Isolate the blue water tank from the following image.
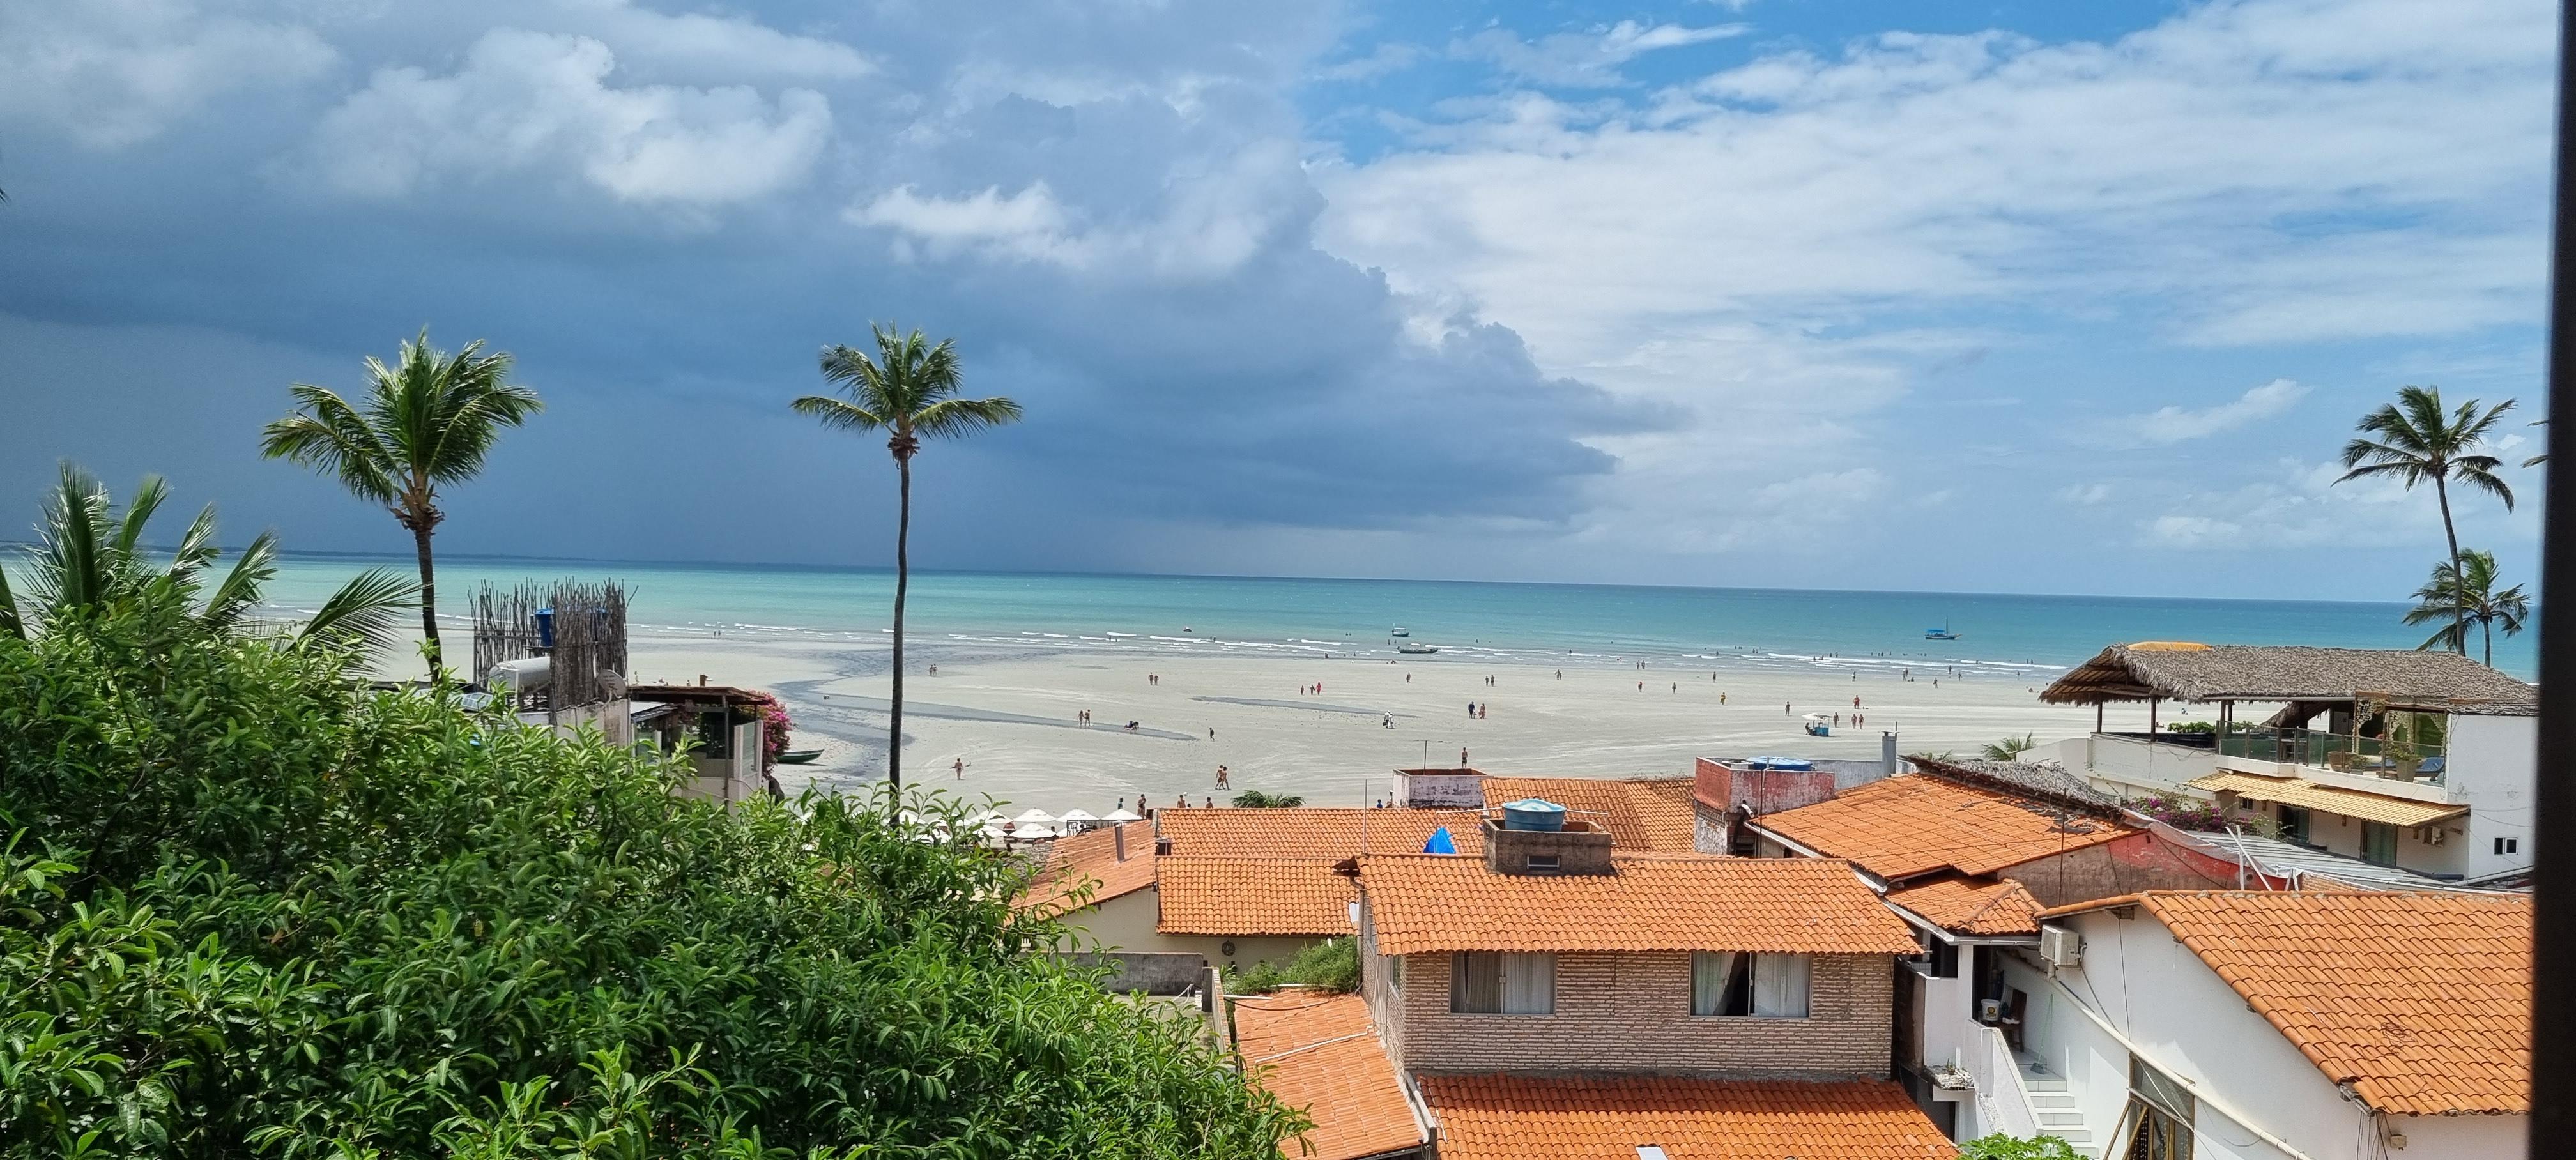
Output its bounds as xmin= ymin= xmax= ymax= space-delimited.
xmin=1500 ymin=798 xmax=1567 ymax=832
xmin=534 ymin=607 xmax=557 ymax=648
xmin=1745 ymin=756 xmax=1814 ymax=772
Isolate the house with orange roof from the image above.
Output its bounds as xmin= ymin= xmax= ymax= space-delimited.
xmin=2006 ymin=890 xmax=2529 ymax=1160
xmin=1234 ymin=993 xmax=1428 ymax=1160
xmin=1251 ymin=807 xmax=1958 ymax=1159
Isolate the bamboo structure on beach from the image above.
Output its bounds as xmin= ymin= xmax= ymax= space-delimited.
xmin=471 ymin=580 xmax=630 ymax=710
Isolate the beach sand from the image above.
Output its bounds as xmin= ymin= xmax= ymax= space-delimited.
xmin=620 ymin=632 xmax=2110 ymax=813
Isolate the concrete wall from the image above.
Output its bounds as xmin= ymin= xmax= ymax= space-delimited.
xmin=2007 ymin=908 xmax=2527 ymax=1160
xmin=2448 ymin=714 xmax=2535 ymax=878
xmin=2059 ymin=733 xmax=2220 ymax=797
xmin=1066 ymin=951 xmax=1208 ymax=995
xmin=1390 ymin=949 xmax=1893 ymax=1078
xmin=1696 ymin=757 xmax=1837 ymax=816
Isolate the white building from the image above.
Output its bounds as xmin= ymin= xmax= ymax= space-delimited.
xmin=2029 ymin=643 xmax=2535 ymax=883
xmin=1961 ymin=890 xmax=2528 ymax=1160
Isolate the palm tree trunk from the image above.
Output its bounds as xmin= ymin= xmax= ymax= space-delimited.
xmin=411 ymin=522 xmax=441 ymax=680
xmin=2482 ymin=616 xmax=2493 ymax=666
xmin=2434 ymin=475 xmax=2465 ymax=655
xmin=889 ymin=454 xmax=910 ymax=805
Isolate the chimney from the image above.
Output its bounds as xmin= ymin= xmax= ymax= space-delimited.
xmin=1113 ymin=822 xmax=1128 ymax=862
xmin=1154 ymin=835 xmax=1173 ymax=856
xmin=1882 ymin=730 xmax=1899 ymax=775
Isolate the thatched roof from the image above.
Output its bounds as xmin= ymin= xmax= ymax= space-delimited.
xmin=2039 ymin=643 xmax=2535 ymax=714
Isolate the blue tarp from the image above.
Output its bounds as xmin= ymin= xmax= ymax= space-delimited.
xmin=1422 ymin=826 xmax=1457 ymax=855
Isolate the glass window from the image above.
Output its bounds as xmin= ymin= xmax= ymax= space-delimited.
xmin=1453 ymin=952 xmax=1553 ymax=1014
xmin=1693 ymin=952 xmax=1807 ymax=1016
xmin=2276 ymin=805 xmax=2309 ymax=844
xmin=2124 ymin=1058 xmax=2195 ymax=1160
xmin=2362 ymin=821 xmax=2398 ymax=866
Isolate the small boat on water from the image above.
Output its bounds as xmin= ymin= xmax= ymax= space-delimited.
xmin=1802 ymin=714 xmax=1833 ymax=738
xmin=1391 ymin=627 xmax=1410 ymax=637
xmin=777 ymin=749 xmax=823 ymax=765
xmin=1397 ymin=642 xmax=1438 ymax=655
xmin=1924 ymin=620 xmax=1959 ymax=641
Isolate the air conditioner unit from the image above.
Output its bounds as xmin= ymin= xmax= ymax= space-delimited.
xmin=2039 ymin=926 xmax=2084 ymax=969
xmin=1977 ymin=998 xmax=2003 ymax=1023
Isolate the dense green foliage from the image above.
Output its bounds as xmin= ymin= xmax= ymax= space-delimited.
xmin=1223 ymin=940 xmax=1358 ymax=996
xmin=1224 ymin=792 xmax=1303 ymax=809
xmin=0 ymin=596 xmax=1297 ymax=1157
xmin=1957 ymin=1133 xmax=2083 ymax=1160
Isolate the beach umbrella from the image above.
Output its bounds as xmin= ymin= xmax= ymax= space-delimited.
xmin=1015 ymin=809 xmax=1057 ymax=827
xmin=1016 ymin=824 xmax=1060 ymax=840
xmin=1101 ymin=807 xmax=1144 ymax=822
xmin=1059 ymin=808 xmax=1098 ymax=822
xmin=972 ymin=810 xmax=1010 ymax=825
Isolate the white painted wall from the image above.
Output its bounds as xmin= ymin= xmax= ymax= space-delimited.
xmin=2448 ymin=714 xmax=2534 ymax=878
xmin=2057 ymin=733 xmax=2218 ymax=797
xmin=2008 ymin=910 xmax=2526 ymax=1160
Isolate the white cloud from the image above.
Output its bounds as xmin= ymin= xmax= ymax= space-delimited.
xmin=1453 ymin=21 xmax=1749 ymax=88
xmin=298 ymin=29 xmax=831 ymax=205
xmin=2122 ymin=378 xmax=2310 ymax=445
xmin=2059 ymin=483 xmax=2113 ymax=505
xmin=548 ymin=0 xmax=871 ymax=83
xmin=1308 ymin=42 xmax=1424 ymax=84
xmin=0 ymin=0 xmax=336 ymax=148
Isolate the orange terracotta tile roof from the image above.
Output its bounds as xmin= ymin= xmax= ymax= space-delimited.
xmin=2046 ymin=891 xmax=2529 ymax=1115
xmin=1157 ymin=807 xmax=1486 ymax=859
xmin=1235 ymin=993 xmax=1423 ymax=1160
xmin=1158 ymin=857 xmax=1358 ymax=936
xmin=1882 ymin=874 xmax=2042 ymax=936
xmin=1360 ymin=853 xmax=1917 ymax=955
xmin=1418 ymin=1074 xmax=1955 ymax=1160
xmin=1480 ymin=775 xmax=1699 ymax=851
xmin=1014 ymin=822 xmax=1158 ymax=914
xmin=1754 ymin=775 xmax=2129 ymax=881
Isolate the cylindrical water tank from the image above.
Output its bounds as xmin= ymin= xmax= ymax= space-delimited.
xmin=1499 ymin=798 xmax=1567 ymax=832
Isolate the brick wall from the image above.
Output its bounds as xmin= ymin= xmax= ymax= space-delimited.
xmin=1392 ymin=949 xmax=1893 ymax=1078
xmin=1695 ymin=756 xmax=1839 ymax=816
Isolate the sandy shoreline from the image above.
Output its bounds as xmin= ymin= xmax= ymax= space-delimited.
xmin=620 ymin=631 xmax=2111 ymax=812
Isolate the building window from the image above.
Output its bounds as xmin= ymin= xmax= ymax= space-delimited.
xmin=2496 ymin=837 xmax=2520 ymax=856
xmin=1452 ymin=952 xmax=1554 ymax=1014
xmin=1526 ymin=854 xmax=1561 ymax=874
xmin=2276 ymin=804 xmax=2309 ymax=844
xmin=2122 ymin=1058 xmax=2195 ymax=1160
xmin=2361 ymin=821 xmax=2398 ymax=866
xmin=1390 ymin=954 xmax=1403 ymax=993
xmin=1691 ymin=952 xmax=1810 ymax=1017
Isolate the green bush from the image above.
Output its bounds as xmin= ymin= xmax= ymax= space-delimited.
xmin=1958 ymin=1133 xmax=2083 ymax=1160
xmin=1225 ymin=938 xmax=1360 ymax=995
xmin=0 ymin=602 xmax=1300 ymax=1157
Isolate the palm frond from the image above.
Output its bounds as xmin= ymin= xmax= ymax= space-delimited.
xmin=2451 ymin=462 xmax=2515 ymax=510
xmin=263 ymin=385 xmax=401 ymax=505
xmin=0 ymin=546 xmax=21 ymax=642
xmin=299 ymin=567 xmax=420 ymax=658
xmin=39 ymin=463 xmax=110 ymax=613
xmin=111 ymin=475 xmax=171 ymax=577
xmin=199 ymin=531 xmax=279 ymax=632
xmin=912 ymin=395 xmax=1025 ymax=439
xmin=791 ymin=394 xmax=888 ymax=433
xmin=164 ymin=502 xmax=224 ymax=591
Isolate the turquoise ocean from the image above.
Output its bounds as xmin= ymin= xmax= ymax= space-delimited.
xmin=256 ymin=554 xmax=2537 ymax=681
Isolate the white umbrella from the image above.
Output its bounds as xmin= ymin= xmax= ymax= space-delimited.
xmin=1101 ymin=807 xmax=1144 ymax=822
xmin=973 ymin=810 xmax=1010 ymax=825
xmin=1059 ymin=808 xmax=1098 ymax=822
xmin=1015 ymin=808 xmax=1058 ymax=827
xmin=1016 ymin=824 xmax=1060 ymax=840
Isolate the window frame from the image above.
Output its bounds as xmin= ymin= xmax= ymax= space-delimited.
xmin=1691 ymin=951 xmax=1812 ymax=1018
xmin=1451 ymin=951 xmax=1554 ymax=1015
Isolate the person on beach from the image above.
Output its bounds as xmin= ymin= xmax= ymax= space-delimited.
xmin=1854 ymin=696 xmax=1861 ymax=708
xmin=1460 ymin=747 xmax=1469 ymax=766
xmin=1720 ymin=692 xmax=1727 ymax=704
xmin=953 ymin=757 xmax=965 ymax=779
xmin=1215 ymin=765 xmax=1229 ymax=788
xmin=1784 ymin=703 xmax=1791 ymax=714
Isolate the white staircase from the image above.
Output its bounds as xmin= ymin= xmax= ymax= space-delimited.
xmin=2016 ymin=1056 xmax=2099 ymax=1159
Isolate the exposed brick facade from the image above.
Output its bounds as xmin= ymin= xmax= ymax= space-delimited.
xmin=1368 ymin=942 xmax=1893 ymax=1078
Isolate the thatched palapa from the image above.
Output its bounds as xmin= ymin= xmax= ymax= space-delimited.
xmin=2039 ymin=643 xmax=2534 ymax=715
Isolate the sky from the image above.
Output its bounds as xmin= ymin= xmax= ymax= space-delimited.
xmin=0 ymin=0 xmax=2554 ymax=600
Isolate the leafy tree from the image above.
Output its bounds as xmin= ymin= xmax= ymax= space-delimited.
xmin=0 ymin=463 xmax=413 ymax=658
xmin=260 ymin=331 xmax=543 ymax=680
xmin=1229 ymin=790 xmax=1305 ymax=808
xmin=1981 ymin=733 xmax=2037 ymax=761
xmin=1958 ymin=1134 xmax=2084 ymax=1160
xmin=2336 ymin=385 xmax=2516 ymax=653
xmin=792 ymin=326 xmax=1021 ymax=800
xmin=1226 ymin=939 xmax=1360 ymax=995
xmin=2404 ymin=548 xmax=2530 ymax=665
xmin=0 ymin=580 xmax=1295 ymax=1156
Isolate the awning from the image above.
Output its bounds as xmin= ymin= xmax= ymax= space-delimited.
xmin=2188 ymin=772 xmax=2467 ymax=828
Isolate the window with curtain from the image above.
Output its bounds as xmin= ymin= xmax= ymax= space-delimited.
xmin=1694 ymin=952 xmax=1809 ymax=1017
xmin=1452 ymin=952 xmax=1554 ymax=1014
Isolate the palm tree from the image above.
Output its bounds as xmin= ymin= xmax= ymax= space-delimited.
xmin=0 ymin=463 xmax=415 ymax=659
xmin=2403 ymin=549 xmax=2529 ymax=665
xmin=2336 ymin=386 xmax=2515 ymax=653
xmin=260 ymin=331 xmax=541 ymax=680
xmin=792 ymin=325 xmax=1022 ymax=798
xmin=1981 ymin=734 xmax=2036 ymax=761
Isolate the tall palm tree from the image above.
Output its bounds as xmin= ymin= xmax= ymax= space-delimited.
xmin=792 ymin=324 xmax=1022 ymax=798
xmin=2403 ymin=549 xmax=2529 ymax=666
xmin=2336 ymin=385 xmax=2515 ymax=653
xmin=0 ymin=463 xmax=415 ymax=659
xmin=260 ymin=331 xmax=541 ymax=680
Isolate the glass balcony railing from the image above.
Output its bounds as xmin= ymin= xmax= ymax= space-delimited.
xmin=2209 ymin=726 xmax=2446 ymax=784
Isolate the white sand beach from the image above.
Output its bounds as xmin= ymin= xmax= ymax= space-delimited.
xmin=620 ymin=631 xmax=2113 ymax=812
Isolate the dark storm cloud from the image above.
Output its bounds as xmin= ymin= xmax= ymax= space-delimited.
xmin=0 ymin=0 xmax=1655 ymax=567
